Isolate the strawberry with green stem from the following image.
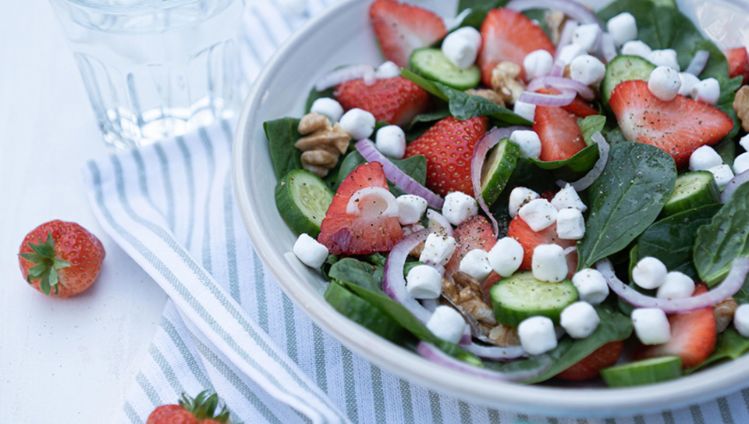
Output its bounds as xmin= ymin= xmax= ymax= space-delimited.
xmin=18 ymin=220 xmax=105 ymax=298
xmin=147 ymin=390 xmax=232 ymax=424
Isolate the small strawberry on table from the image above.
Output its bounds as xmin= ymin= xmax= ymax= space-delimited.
xmin=17 ymin=219 xmax=105 ymax=298
xmin=147 ymin=390 xmax=231 ymax=424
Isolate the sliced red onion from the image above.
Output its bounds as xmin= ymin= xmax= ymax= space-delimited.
xmin=686 ymin=50 xmax=710 ymax=76
xmin=315 ymin=64 xmax=376 ymax=91
xmin=519 ymin=89 xmax=576 ymax=106
xmin=507 ymin=0 xmax=600 ymax=25
xmin=556 ymin=131 xmax=610 ymax=191
xmin=356 ymin=139 xmax=444 ymax=209
xmin=599 ymin=33 xmax=617 ymax=63
xmin=549 ymin=62 xmax=565 ymax=77
xmin=346 ymin=187 xmax=399 ymax=217
xmin=426 ymin=209 xmax=453 ymax=237
xmin=722 ymin=170 xmax=749 ymax=204
xmin=527 ymin=76 xmax=594 ymax=100
xmin=417 ymin=342 xmax=550 ymax=381
xmin=597 ymin=257 xmax=749 ymax=313
xmin=556 ymin=20 xmax=577 ymax=52
xmin=471 ymin=126 xmax=530 ymax=235
xmin=463 ymin=343 xmax=527 ymax=361
xmin=383 ymin=230 xmax=434 ymax=323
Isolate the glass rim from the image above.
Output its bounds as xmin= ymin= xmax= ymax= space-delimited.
xmin=52 ymin=0 xmax=207 ymax=15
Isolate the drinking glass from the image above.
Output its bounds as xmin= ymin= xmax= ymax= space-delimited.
xmin=50 ymin=0 xmax=248 ymax=148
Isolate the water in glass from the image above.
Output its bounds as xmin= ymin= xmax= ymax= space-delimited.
xmin=50 ymin=0 xmax=247 ymax=148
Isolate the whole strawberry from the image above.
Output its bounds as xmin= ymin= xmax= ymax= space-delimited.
xmin=18 ymin=220 xmax=105 ymax=298
xmin=405 ymin=116 xmax=489 ymax=196
xmin=147 ymin=391 xmax=231 ymax=424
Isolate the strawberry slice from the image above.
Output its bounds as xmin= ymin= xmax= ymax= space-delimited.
xmin=610 ymin=80 xmax=733 ymax=167
xmin=727 ymin=47 xmax=749 ymax=84
xmin=507 ymin=215 xmax=577 ymax=277
xmin=557 ymin=341 xmax=624 ymax=381
xmin=534 ymin=106 xmax=587 ymax=162
xmin=335 ymin=77 xmax=430 ymax=127
xmin=318 ymin=162 xmax=403 ymax=255
xmin=369 ymin=0 xmax=447 ymax=67
xmin=638 ymin=285 xmax=717 ymax=369
xmin=478 ymin=8 xmax=555 ymax=85
xmin=405 ymin=116 xmax=489 ymax=196
xmin=446 ymin=215 xmax=495 ymax=275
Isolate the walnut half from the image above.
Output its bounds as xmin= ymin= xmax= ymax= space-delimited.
xmin=715 ymin=297 xmax=738 ymax=333
xmin=734 ymin=86 xmax=749 ymax=132
xmin=490 ymin=61 xmax=525 ymax=105
xmin=295 ymin=113 xmax=351 ymax=177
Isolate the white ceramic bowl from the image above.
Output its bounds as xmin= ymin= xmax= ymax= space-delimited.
xmin=233 ymin=0 xmax=749 ymax=417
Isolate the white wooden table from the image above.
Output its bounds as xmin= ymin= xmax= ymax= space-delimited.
xmin=0 ymin=1 xmax=166 ymax=422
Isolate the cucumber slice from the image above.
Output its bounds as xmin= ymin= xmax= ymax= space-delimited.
xmin=602 ymin=55 xmax=656 ymax=103
xmin=481 ymin=139 xmax=521 ymax=206
xmin=662 ymin=171 xmax=720 ymax=216
xmin=275 ymin=169 xmax=334 ymax=237
xmin=409 ymin=48 xmax=481 ymax=90
xmin=324 ymin=282 xmax=406 ymax=342
xmin=490 ymin=272 xmax=578 ymax=326
xmin=601 ymin=356 xmax=682 ymax=387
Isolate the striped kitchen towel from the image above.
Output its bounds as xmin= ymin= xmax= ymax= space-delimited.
xmin=82 ymin=0 xmax=749 ymax=423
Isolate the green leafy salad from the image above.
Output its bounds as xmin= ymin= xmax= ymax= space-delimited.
xmin=262 ymin=0 xmax=749 ymax=386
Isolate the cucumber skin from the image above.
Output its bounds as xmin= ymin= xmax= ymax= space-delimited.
xmin=324 ymin=283 xmax=406 ymax=342
xmin=662 ymin=171 xmax=720 ymax=216
xmin=274 ymin=170 xmax=333 ymax=237
xmin=601 ymin=356 xmax=682 ymax=387
xmin=481 ymin=139 xmax=520 ymax=206
xmin=602 ymin=55 xmax=656 ymax=104
xmin=490 ymin=273 xmax=579 ymax=326
xmin=410 ymin=48 xmax=481 ymax=91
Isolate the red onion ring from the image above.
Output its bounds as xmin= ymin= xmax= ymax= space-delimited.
xmin=721 ymin=170 xmax=749 ymax=204
xmin=686 ymin=50 xmax=710 ymax=76
xmin=556 ymin=20 xmax=577 ymax=53
xmin=527 ymin=76 xmax=595 ymax=100
xmin=471 ymin=126 xmax=530 ymax=235
xmin=315 ymin=64 xmax=375 ymax=91
xmin=556 ymin=131 xmax=610 ymax=191
xmin=507 ymin=0 xmax=600 ymax=25
xmin=519 ymin=89 xmax=576 ymax=106
xmin=596 ymin=258 xmax=749 ymax=313
xmin=356 ymin=139 xmax=444 ymax=209
xmin=417 ymin=342 xmax=551 ymax=381
xmin=599 ymin=33 xmax=617 ymax=63
xmin=463 ymin=343 xmax=527 ymax=361
xmin=426 ymin=209 xmax=454 ymax=237
xmin=383 ymin=230 xmax=434 ymax=323
xmin=549 ymin=63 xmax=565 ymax=77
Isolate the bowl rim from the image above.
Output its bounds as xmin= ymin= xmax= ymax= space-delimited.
xmin=232 ymin=0 xmax=749 ymax=417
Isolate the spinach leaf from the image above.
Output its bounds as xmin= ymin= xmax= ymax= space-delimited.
xmin=486 ymin=307 xmax=632 ymax=383
xmin=401 ymin=69 xmax=448 ymax=100
xmin=264 ymin=118 xmax=302 ymax=179
xmin=598 ymin=0 xmax=742 ymax=138
xmin=409 ymin=109 xmax=450 ymax=129
xmin=694 ymin=183 xmax=749 ymax=286
xmin=304 ymin=87 xmax=335 ymax=113
xmin=435 ymin=82 xmax=532 ymax=125
xmin=335 ymin=151 xmax=427 ymax=194
xmin=325 ymin=282 xmax=407 ymax=342
xmin=531 ymin=115 xmax=606 ymax=174
xmin=577 ymin=142 xmax=677 ymax=269
xmin=328 ymin=258 xmax=384 ymax=292
xmin=635 ymin=204 xmax=722 ymax=279
xmin=455 ymin=0 xmax=506 ymax=29
xmin=716 ymin=137 xmax=737 ymax=165
xmin=687 ymin=329 xmax=749 ymax=373
xmin=340 ymin=280 xmax=479 ymax=362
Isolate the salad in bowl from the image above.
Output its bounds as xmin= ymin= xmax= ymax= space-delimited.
xmin=261 ymin=0 xmax=749 ymax=387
